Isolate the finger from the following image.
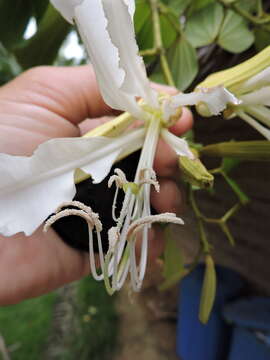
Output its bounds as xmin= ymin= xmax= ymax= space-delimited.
xmin=0 ymin=65 xmax=114 ymax=126
xmin=169 ymin=107 xmax=194 ymax=135
xmin=0 ymin=228 xmax=90 ymax=305
xmin=154 ymin=107 xmax=193 ymax=177
xmin=151 ymin=178 xmax=184 ymax=215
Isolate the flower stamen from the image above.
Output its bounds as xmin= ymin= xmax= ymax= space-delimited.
xmin=43 ymin=201 xmax=104 ymax=280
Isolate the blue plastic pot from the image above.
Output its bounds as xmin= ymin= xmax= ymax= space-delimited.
xmin=176 ymin=265 xmax=244 ymax=360
xmin=224 ymin=297 xmax=270 ymax=360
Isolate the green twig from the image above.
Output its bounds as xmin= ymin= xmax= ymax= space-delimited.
xmin=219 ymin=0 xmax=270 ymax=26
xmin=189 ymin=188 xmax=211 ymax=253
xmin=149 ymin=0 xmax=175 ymax=86
xmin=139 ymin=48 xmax=159 ymax=56
xmin=257 ymin=0 xmax=264 ymax=17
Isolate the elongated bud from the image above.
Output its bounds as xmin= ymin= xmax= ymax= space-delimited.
xmin=199 ymin=255 xmax=216 ymax=324
xmin=195 ymin=46 xmax=270 ymax=117
xmin=197 ymin=45 xmax=270 ymax=94
xmin=178 ymin=151 xmax=214 ymax=189
xmin=200 ymin=141 xmax=270 ymax=161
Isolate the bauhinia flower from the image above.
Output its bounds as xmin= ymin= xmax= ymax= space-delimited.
xmin=0 ymin=0 xmax=238 ymax=293
xmin=197 ymin=46 xmax=270 ymax=140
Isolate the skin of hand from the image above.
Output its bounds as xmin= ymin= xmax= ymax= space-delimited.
xmin=0 ymin=65 xmax=193 ymax=305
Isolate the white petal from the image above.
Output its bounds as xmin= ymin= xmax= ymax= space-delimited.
xmin=0 ymin=130 xmax=145 ymax=236
xmin=161 ymin=129 xmax=195 ymax=159
xmin=172 ymin=86 xmax=241 ymax=115
xmin=240 ymin=87 xmax=270 ymax=106
xmin=241 ymin=67 xmax=270 ymax=93
xmin=82 ymin=151 xmax=121 ymax=184
xmin=50 ymin=0 xmax=83 ymax=23
xmin=123 ymin=0 xmax=135 ymax=18
xmin=74 ymin=0 xmax=143 ymax=116
xmin=101 ymin=0 xmax=157 ymax=106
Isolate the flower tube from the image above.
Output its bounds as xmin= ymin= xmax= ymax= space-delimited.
xmin=197 ymin=46 xmax=270 ymax=140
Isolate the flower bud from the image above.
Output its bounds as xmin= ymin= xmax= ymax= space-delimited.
xmin=178 ymin=151 xmax=214 ymax=189
xmin=200 ymin=141 xmax=270 ymax=161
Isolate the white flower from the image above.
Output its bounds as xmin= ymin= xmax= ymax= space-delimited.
xmin=197 ymin=48 xmax=270 ymax=140
xmin=51 ymin=0 xmax=237 ymax=120
xmin=0 ymin=0 xmax=237 ymax=293
xmin=0 ymin=129 xmax=145 ymax=236
xmin=235 ymin=67 xmax=270 ymax=140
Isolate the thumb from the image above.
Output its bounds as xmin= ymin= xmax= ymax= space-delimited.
xmin=0 ymin=65 xmax=114 ymax=125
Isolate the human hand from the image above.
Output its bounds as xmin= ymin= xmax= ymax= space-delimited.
xmin=0 ymin=65 xmax=193 ymax=305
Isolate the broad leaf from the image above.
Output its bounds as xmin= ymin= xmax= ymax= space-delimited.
xmin=218 ymin=10 xmax=254 ymax=53
xmin=32 ymin=0 xmax=49 ymax=22
xmin=0 ymin=0 xmax=33 ymax=49
xmin=14 ymin=5 xmax=70 ymax=69
xmin=167 ymin=37 xmax=198 ymax=90
xmin=235 ymin=0 xmax=257 ymax=12
xmin=185 ymin=3 xmax=224 ymax=48
xmin=165 ymin=0 xmax=192 ymax=15
xmin=136 ymin=12 xmax=177 ymax=52
xmin=187 ymin=0 xmax=215 ymax=14
xmin=134 ymin=0 xmax=151 ymax=34
xmin=0 ymin=43 xmax=21 ymax=84
xmin=254 ymin=27 xmax=270 ymax=52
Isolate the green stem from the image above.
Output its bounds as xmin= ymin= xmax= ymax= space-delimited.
xmin=219 ymin=0 xmax=270 ymax=26
xmin=139 ymin=48 xmax=159 ymax=56
xmin=189 ymin=188 xmax=210 ymax=253
xmin=149 ymin=0 xmax=175 ymax=87
xmin=257 ymin=0 xmax=264 ymax=17
xmin=222 ymin=203 xmax=241 ymax=222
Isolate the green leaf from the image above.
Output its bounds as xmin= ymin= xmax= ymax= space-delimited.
xmin=159 ymin=227 xmax=185 ymax=291
xmin=166 ymin=0 xmax=192 ymax=15
xmin=134 ymin=0 xmax=151 ymax=34
xmin=235 ymin=0 xmax=257 ymax=12
xmin=14 ymin=5 xmax=70 ymax=69
xmin=217 ymin=10 xmax=255 ymax=53
xmin=185 ymin=3 xmax=224 ymax=48
xmin=188 ymin=0 xmax=215 ymax=14
xmin=0 ymin=0 xmax=33 ymax=49
xmin=161 ymin=14 xmax=178 ymax=49
xmin=199 ymin=255 xmax=216 ymax=324
xmin=149 ymin=70 xmax=166 ymax=84
xmin=136 ymin=13 xmax=177 ymax=51
xmin=254 ymin=26 xmax=270 ymax=52
xmin=32 ymin=0 xmax=49 ymax=22
xmin=0 ymin=42 xmax=22 ymax=85
xmin=167 ymin=37 xmax=198 ymax=90
xmin=136 ymin=13 xmax=153 ymax=52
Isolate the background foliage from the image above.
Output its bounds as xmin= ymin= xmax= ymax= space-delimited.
xmin=0 ymin=0 xmax=270 ymax=346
